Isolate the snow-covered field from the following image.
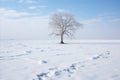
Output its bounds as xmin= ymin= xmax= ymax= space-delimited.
xmin=0 ymin=40 xmax=120 ymax=80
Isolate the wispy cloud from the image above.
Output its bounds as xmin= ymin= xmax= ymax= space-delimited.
xmin=0 ymin=8 xmax=32 ymax=19
xmin=18 ymin=0 xmax=25 ymax=3
xmin=28 ymin=5 xmax=47 ymax=10
xmin=81 ymin=14 xmax=120 ymax=25
xmin=57 ymin=9 xmax=70 ymax=13
xmin=81 ymin=18 xmax=101 ymax=25
xmin=18 ymin=0 xmax=37 ymax=3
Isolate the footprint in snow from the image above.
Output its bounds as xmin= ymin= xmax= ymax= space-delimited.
xmin=48 ymin=67 xmax=57 ymax=70
xmin=41 ymin=50 xmax=44 ymax=52
xmin=42 ymin=60 xmax=47 ymax=64
xmin=35 ymin=52 xmax=111 ymax=80
xmin=54 ymin=70 xmax=61 ymax=76
xmin=37 ymin=72 xmax=48 ymax=80
xmin=25 ymin=50 xmax=32 ymax=53
xmin=92 ymin=51 xmax=110 ymax=60
xmin=70 ymin=64 xmax=76 ymax=70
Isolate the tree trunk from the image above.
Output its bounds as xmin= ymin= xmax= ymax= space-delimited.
xmin=60 ymin=34 xmax=64 ymax=44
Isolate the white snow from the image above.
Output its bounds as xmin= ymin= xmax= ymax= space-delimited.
xmin=0 ymin=40 xmax=120 ymax=80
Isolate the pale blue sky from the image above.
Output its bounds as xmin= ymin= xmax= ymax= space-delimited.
xmin=0 ymin=0 xmax=120 ymax=40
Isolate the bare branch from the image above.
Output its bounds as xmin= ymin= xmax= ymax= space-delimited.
xmin=49 ymin=11 xmax=82 ymax=43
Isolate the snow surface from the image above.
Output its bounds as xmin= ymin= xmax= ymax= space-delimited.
xmin=0 ymin=40 xmax=120 ymax=80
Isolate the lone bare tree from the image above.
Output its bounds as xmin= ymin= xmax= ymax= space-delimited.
xmin=49 ymin=11 xmax=81 ymax=44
